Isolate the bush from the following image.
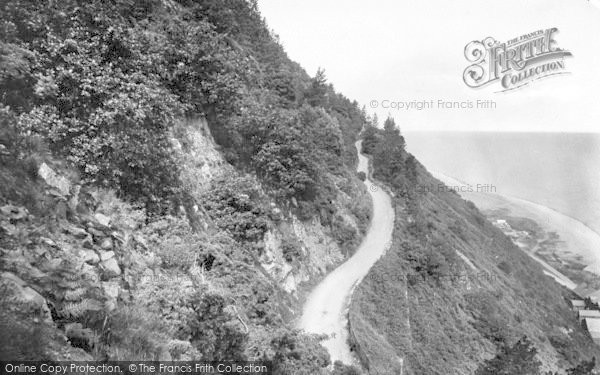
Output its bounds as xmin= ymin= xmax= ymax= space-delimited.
xmin=104 ymin=305 xmax=172 ymax=360
xmin=203 ymin=175 xmax=268 ymax=243
xmin=475 ymin=336 xmax=541 ymax=375
xmin=187 ymin=292 xmax=247 ymax=361
xmin=0 ymin=1 xmax=251 ymax=213
xmin=271 ymin=330 xmax=330 ymax=375
xmin=332 ymin=215 xmax=358 ymax=252
xmin=332 ymin=361 xmax=362 ymax=375
xmin=465 ymin=291 xmax=510 ymax=345
xmin=281 ymin=237 xmax=302 ymax=263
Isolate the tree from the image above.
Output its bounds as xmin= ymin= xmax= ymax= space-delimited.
xmin=271 ymin=330 xmax=330 ymax=375
xmin=361 ymin=124 xmax=378 ymax=155
xmin=405 ymin=154 xmax=418 ymax=186
xmin=188 ymin=293 xmax=248 ymax=361
xmin=372 ymin=117 xmax=405 ymax=180
xmin=371 ymin=113 xmax=379 ymax=128
xmin=383 ymin=116 xmax=399 ymax=136
xmin=475 ymin=336 xmax=542 ymax=375
xmin=306 ymin=68 xmax=328 ymax=107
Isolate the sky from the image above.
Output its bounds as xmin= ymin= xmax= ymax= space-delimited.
xmin=258 ymin=0 xmax=600 ymax=132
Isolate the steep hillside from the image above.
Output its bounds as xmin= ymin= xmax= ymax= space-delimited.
xmin=2 ymin=1 xmax=594 ymax=374
xmin=349 ymin=121 xmax=600 ymax=374
xmin=0 ymin=1 xmax=371 ymax=373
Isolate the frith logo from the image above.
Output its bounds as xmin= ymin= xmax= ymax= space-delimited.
xmin=463 ymin=28 xmax=572 ymax=92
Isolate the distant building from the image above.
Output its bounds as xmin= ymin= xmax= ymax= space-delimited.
xmin=493 ymin=219 xmax=510 ymax=231
xmin=578 ymin=310 xmax=600 ymax=323
xmin=571 ymin=299 xmax=586 ymax=312
xmin=584 ymin=318 xmax=600 ymax=345
xmin=587 ymin=290 xmax=600 ymax=304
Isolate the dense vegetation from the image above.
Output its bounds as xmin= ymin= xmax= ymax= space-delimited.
xmin=1 ymin=1 xmax=371 ymax=373
xmin=2 ymin=1 xmax=596 ymax=374
xmin=349 ymin=122 xmax=600 ymax=374
xmin=0 ymin=0 xmax=367 ymax=215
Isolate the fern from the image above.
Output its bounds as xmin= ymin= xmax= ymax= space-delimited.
xmin=57 ymin=279 xmax=84 ymax=290
xmin=60 ymin=298 xmax=103 ymax=318
xmin=63 ymin=288 xmax=87 ymax=302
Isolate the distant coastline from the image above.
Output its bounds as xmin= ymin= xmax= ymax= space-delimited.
xmin=432 ymin=170 xmax=600 ymax=298
xmin=405 ymin=131 xmax=600 ymax=235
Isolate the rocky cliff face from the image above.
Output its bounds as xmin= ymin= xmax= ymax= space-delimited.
xmin=0 ymin=117 xmax=369 ymax=361
xmin=172 ymin=118 xmax=366 ymax=292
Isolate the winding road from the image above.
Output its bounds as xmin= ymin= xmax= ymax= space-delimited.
xmin=298 ymin=140 xmax=395 ymax=364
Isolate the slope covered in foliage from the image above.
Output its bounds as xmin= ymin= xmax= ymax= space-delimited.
xmin=1 ymin=1 xmax=370 ymax=374
xmin=1 ymin=0 xmax=368 ymax=215
xmin=349 ymin=121 xmax=600 ymax=375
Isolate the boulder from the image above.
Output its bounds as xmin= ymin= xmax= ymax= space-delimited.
xmin=170 ymin=138 xmax=182 ymax=151
xmin=39 ymin=237 xmax=58 ymax=248
xmin=270 ymin=207 xmax=283 ymax=221
xmin=82 ymin=235 xmax=94 ymax=249
xmin=111 ymin=231 xmax=126 ymax=246
xmin=81 ymin=263 xmax=99 ymax=282
xmin=65 ymin=323 xmax=95 ymax=348
xmin=86 ymin=227 xmax=104 ymax=238
xmin=28 ymin=267 xmax=47 ymax=280
xmin=94 ymin=213 xmax=111 ymax=227
xmin=38 ymin=163 xmax=70 ymax=196
xmin=44 ymin=258 xmax=63 ymax=271
xmin=102 ymin=281 xmax=120 ymax=300
xmin=34 ymin=246 xmax=47 ymax=256
xmin=133 ymin=234 xmax=149 ymax=251
xmin=0 ymin=205 xmax=28 ymax=221
xmin=100 ymin=258 xmax=121 ymax=277
xmin=99 ymin=250 xmax=115 ymax=262
xmin=79 ymin=249 xmax=100 ymax=264
xmin=1 ymin=272 xmax=52 ymax=322
xmin=1 ymin=272 xmax=25 ymax=286
xmin=65 ymin=225 xmax=89 ymax=239
xmin=99 ymin=237 xmax=113 ymax=250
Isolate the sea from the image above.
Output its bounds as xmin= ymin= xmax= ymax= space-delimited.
xmin=404 ymin=131 xmax=600 ymax=237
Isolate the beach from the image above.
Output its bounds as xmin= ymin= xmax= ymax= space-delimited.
xmin=431 ymin=171 xmax=600 ymax=292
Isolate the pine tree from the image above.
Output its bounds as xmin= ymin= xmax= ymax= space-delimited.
xmin=361 ymin=124 xmax=378 ymax=155
xmin=306 ymin=68 xmax=328 ymax=107
xmin=372 ymin=116 xmax=405 ymax=179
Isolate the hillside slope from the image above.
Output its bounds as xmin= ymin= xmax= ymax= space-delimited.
xmin=1 ymin=1 xmax=371 ymax=373
xmin=349 ymin=122 xmax=600 ymax=374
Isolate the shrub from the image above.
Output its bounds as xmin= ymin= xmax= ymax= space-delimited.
xmin=187 ymin=292 xmax=247 ymax=361
xmin=332 ymin=215 xmax=358 ymax=252
xmin=475 ymin=336 xmax=541 ymax=375
xmin=271 ymin=330 xmax=330 ymax=375
xmin=332 ymin=361 xmax=363 ymax=375
xmin=465 ymin=291 xmax=510 ymax=344
xmin=103 ymin=305 xmax=172 ymax=360
xmin=281 ymin=237 xmax=302 ymax=263
xmin=203 ymin=175 xmax=268 ymax=243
